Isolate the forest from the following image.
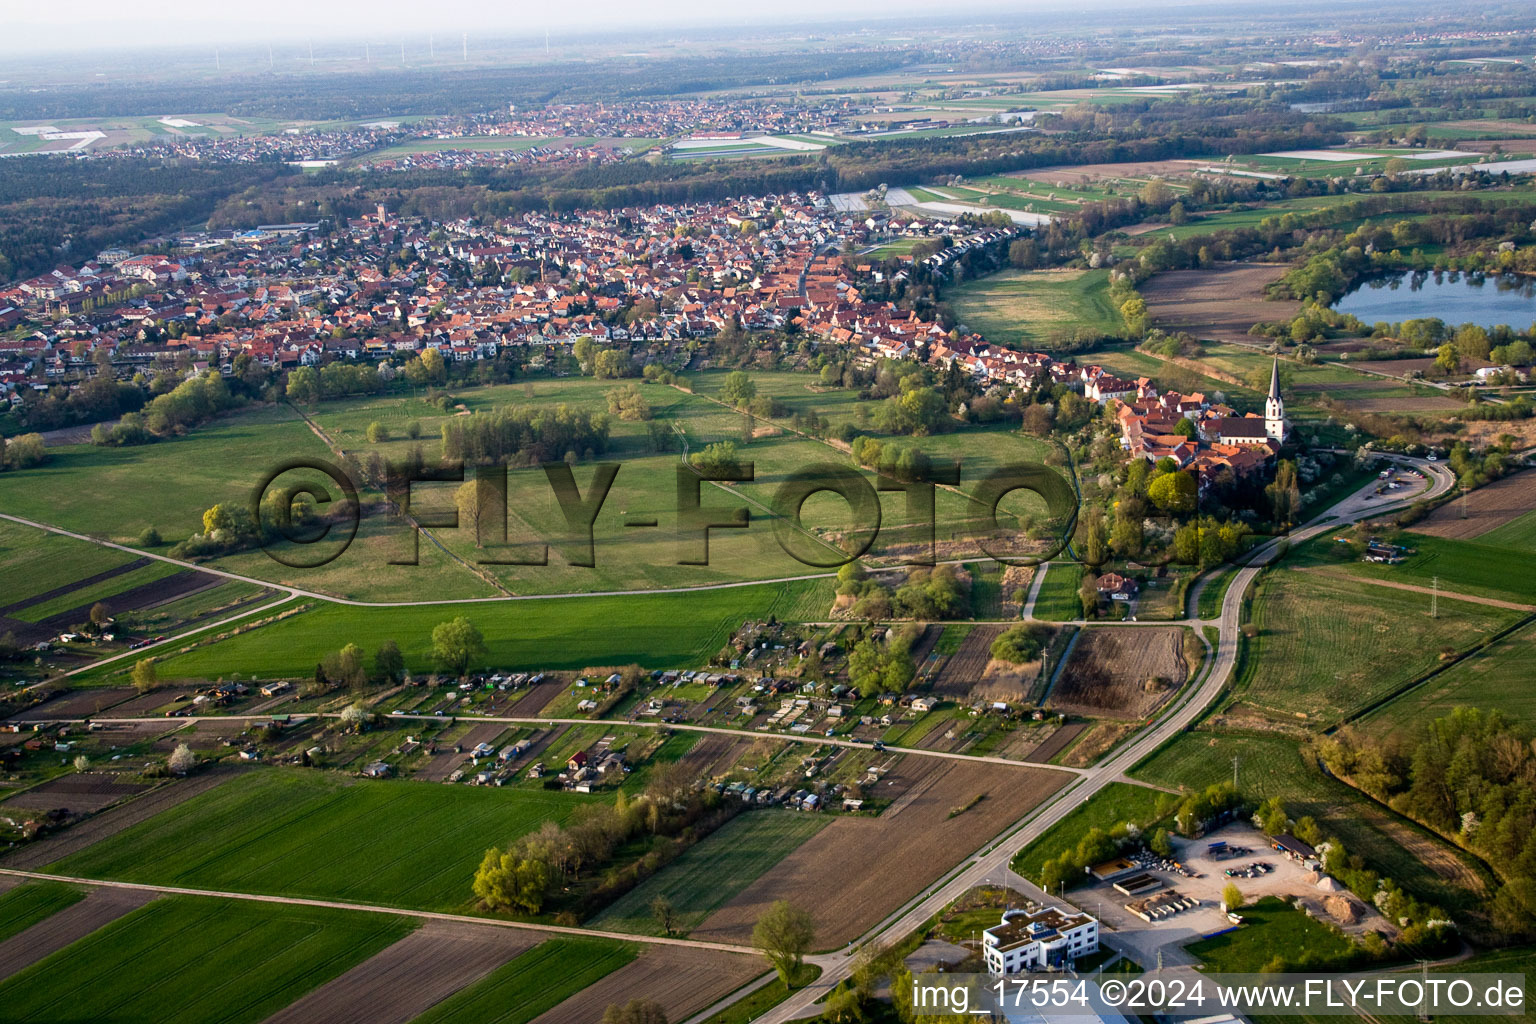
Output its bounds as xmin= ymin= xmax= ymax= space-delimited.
xmin=1319 ymin=709 xmax=1536 ymax=940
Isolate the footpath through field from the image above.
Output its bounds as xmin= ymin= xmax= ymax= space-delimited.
xmin=0 ymin=868 xmax=763 ymax=957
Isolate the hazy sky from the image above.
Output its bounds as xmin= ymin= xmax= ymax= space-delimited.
xmin=2 ymin=0 xmax=1137 ymax=56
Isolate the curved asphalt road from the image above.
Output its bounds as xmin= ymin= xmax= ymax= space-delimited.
xmin=744 ymin=455 xmax=1454 ymax=1024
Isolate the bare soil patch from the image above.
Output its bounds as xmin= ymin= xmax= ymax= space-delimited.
xmin=931 ymin=626 xmax=1003 ymax=697
xmin=1021 ymin=721 xmax=1087 ymax=762
xmin=34 ymin=570 xmax=225 ymax=633
xmin=0 ymin=558 xmax=149 ymax=616
xmin=681 ymin=733 xmax=751 ymax=778
xmin=99 ymin=690 xmax=180 ymax=717
xmin=2 ymin=773 xmax=150 ymax=814
xmin=515 ymin=678 xmax=568 ymax=715
xmin=908 ymin=624 xmax=942 ymax=666
xmin=1409 ymin=470 xmax=1536 ymax=540
xmin=0 ymin=886 xmax=158 ymax=981
xmin=1047 ymin=627 xmax=1187 ymax=720
xmin=691 ymin=757 xmax=1067 ymax=947
xmin=0 ymin=766 xmax=244 ymax=869
xmin=1350 ymin=356 xmax=1437 ymax=379
xmin=10 ymin=687 xmax=139 ymax=721
xmin=263 ymin=920 xmax=541 ymax=1024
xmin=530 ymin=946 xmax=762 ymax=1024
xmin=1140 ymin=264 xmax=1300 ymax=344
xmin=1344 ymin=396 xmax=1464 ymax=413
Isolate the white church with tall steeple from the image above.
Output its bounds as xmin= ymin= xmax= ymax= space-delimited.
xmin=1264 ymin=357 xmax=1288 ymax=442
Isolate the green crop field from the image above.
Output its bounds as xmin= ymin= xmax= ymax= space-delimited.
xmin=411 ymin=936 xmax=638 ymax=1024
xmin=99 ymin=578 xmax=835 ymax=684
xmin=1468 ymin=508 xmax=1536 ymax=554
xmin=590 ymin=811 xmax=828 ymax=935
xmin=1132 ymin=730 xmax=1489 ymax=913
xmin=0 ymin=881 xmax=85 ymax=943
xmin=49 ymin=769 xmax=599 ymax=911
xmin=950 ymin=268 xmax=1121 ymax=348
xmin=0 ymin=895 xmax=413 ymax=1024
xmin=1364 ymin=620 xmax=1536 ymax=731
xmin=1184 ymin=896 xmax=1355 ymax=972
xmin=0 ymin=518 xmax=138 ymax=608
xmin=1233 ymin=566 xmax=1518 ymax=723
xmin=13 ymin=559 xmax=182 ymax=622
xmin=1011 ymin=782 xmax=1168 ymax=882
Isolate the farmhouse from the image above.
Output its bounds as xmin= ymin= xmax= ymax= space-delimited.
xmin=1095 ymin=573 xmax=1139 ymax=601
xmin=981 ymin=906 xmax=1099 ymax=974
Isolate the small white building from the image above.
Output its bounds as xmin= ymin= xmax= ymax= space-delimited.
xmin=982 ymin=906 xmax=1098 ymax=974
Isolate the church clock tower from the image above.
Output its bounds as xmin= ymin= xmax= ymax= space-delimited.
xmin=1265 ymin=358 xmax=1288 ymax=442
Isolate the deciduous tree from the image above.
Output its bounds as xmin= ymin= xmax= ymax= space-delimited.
xmin=753 ymin=899 xmax=816 ymax=987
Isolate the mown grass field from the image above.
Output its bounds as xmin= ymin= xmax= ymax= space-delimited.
xmin=1031 ymin=562 xmax=1083 ymax=621
xmin=1010 ymin=782 xmax=1168 ymax=882
xmin=99 ymin=577 xmax=835 ymax=684
xmin=296 ymin=372 xmax=1047 ymax=595
xmin=1234 ymin=566 xmax=1518 ymax=723
xmin=1131 ymin=730 xmax=1490 ymax=914
xmin=1184 ymin=895 xmax=1355 ymax=971
xmin=590 ymin=811 xmax=828 ymax=935
xmin=2 ymin=373 xmax=1056 ymax=603
xmin=1288 ymin=531 xmax=1536 ymax=605
xmin=49 ymin=769 xmax=598 ymax=912
xmin=0 ymin=895 xmax=414 ymax=1024
xmin=0 ymin=404 xmax=332 ymax=545
xmin=949 ymin=268 xmax=1121 ymax=348
xmin=0 ymin=881 xmax=85 ymax=943
xmin=410 ymin=936 xmax=639 ymax=1024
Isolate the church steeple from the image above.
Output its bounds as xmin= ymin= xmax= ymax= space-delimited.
xmin=1265 ymin=358 xmax=1287 ymax=441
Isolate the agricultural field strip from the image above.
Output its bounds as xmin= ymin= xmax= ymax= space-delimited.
xmin=750 ymin=457 xmax=1457 ymax=1024
xmin=0 ymin=868 xmax=761 ymax=956
xmin=67 ymin=712 xmax=1089 ymax=776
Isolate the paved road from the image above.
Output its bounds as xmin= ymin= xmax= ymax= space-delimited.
xmin=70 ymin=711 xmax=1086 ymax=777
xmin=6 ymin=458 xmax=1456 ymax=1024
xmin=747 ymin=456 xmax=1455 ymax=1023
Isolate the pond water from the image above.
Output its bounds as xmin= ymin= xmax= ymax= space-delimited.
xmin=1334 ymin=271 xmax=1536 ymax=328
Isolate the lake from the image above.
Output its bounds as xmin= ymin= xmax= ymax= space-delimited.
xmin=1334 ymin=271 xmax=1536 ymax=328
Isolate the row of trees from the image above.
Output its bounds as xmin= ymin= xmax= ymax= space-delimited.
xmin=473 ymin=761 xmax=721 ymax=917
xmin=90 ymin=371 xmax=242 ymax=447
xmin=439 ymin=405 xmax=611 ymax=466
